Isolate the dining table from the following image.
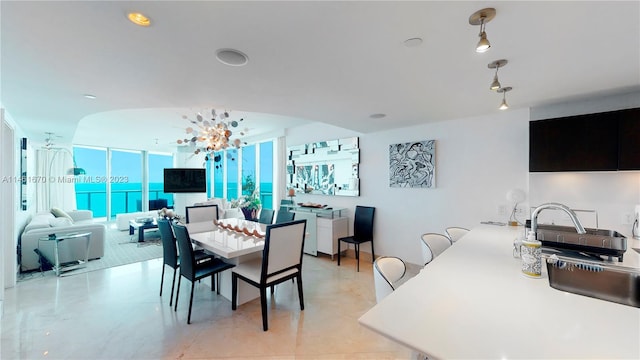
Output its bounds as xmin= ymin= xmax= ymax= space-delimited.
xmin=187 ymin=217 xmax=267 ymax=305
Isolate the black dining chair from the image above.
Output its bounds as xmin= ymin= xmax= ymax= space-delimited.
xmin=274 ymin=208 xmax=295 ymax=223
xmin=157 ymin=219 xmax=215 ymax=307
xmin=231 ymin=219 xmax=307 ymax=331
xmin=171 ymin=222 xmax=235 ymax=324
xmin=337 ymin=206 xmax=376 ymax=272
xmin=258 ymin=208 xmax=275 ymax=224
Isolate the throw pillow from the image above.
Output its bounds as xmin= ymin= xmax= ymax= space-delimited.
xmin=49 ymin=217 xmax=73 ymax=227
xmin=50 ymin=207 xmax=74 ymax=223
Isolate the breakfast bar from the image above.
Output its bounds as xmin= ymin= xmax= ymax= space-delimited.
xmin=358 ymin=225 xmax=640 ymax=359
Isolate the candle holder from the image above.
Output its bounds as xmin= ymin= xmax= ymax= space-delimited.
xmin=287 ymin=188 xmax=296 ymax=203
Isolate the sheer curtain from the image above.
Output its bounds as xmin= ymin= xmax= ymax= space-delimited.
xmin=34 ymin=148 xmax=78 ymax=212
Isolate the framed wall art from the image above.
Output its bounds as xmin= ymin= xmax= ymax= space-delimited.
xmin=389 ymin=139 xmax=435 ymax=188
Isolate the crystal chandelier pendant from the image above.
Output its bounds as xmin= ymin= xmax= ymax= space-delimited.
xmin=177 ymin=109 xmax=247 ymax=158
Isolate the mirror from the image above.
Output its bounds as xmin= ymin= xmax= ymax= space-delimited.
xmin=287 ymin=137 xmax=359 ymax=196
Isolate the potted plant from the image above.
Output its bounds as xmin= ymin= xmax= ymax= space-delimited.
xmin=230 ymin=175 xmax=261 ymax=221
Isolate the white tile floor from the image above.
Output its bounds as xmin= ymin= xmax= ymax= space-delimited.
xmin=2 ymin=254 xmax=414 ymax=359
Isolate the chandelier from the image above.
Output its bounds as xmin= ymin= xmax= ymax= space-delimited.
xmin=177 ymin=109 xmax=247 ymax=159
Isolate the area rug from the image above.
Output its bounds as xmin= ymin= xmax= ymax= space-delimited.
xmin=18 ymin=221 xmax=163 ymax=281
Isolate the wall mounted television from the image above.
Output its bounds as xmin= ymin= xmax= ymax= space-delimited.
xmin=163 ymin=168 xmax=207 ymax=193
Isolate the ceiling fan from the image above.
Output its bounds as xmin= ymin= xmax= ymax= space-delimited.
xmin=42 ymin=132 xmax=64 ymax=150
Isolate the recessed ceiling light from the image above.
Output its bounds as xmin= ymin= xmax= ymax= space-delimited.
xmin=83 ymin=94 xmax=96 ymax=99
xmin=369 ymin=113 xmax=386 ymax=119
xmin=127 ymin=12 xmax=151 ymax=27
xmin=215 ymin=48 xmax=249 ymax=66
xmin=403 ymin=38 xmax=423 ymax=47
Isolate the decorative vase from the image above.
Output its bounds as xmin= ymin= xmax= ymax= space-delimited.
xmin=241 ymin=207 xmax=258 ymax=221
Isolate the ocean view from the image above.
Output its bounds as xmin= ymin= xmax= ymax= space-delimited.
xmin=71 ymin=142 xmax=274 ymax=218
xmin=76 ymin=182 xmax=273 ymax=218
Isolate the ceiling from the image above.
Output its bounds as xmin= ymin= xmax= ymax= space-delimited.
xmin=2 ymin=1 xmax=639 ymax=152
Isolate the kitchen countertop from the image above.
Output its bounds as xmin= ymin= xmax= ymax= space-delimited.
xmin=358 ymin=224 xmax=640 ymax=359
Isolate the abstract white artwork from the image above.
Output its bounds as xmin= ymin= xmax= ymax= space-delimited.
xmin=389 ymin=140 xmax=435 ymax=188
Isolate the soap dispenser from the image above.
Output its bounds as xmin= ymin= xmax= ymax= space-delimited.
xmin=521 ymin=231 xmax=542 ymax=278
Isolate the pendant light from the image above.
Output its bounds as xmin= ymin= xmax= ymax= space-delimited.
xmin=497 ymin=87 xmax=512 ymax=110
xmin=469 ymin=8 xmax=496 ymax=53
xmin=488 ymin=59 xmax=508 ymax=91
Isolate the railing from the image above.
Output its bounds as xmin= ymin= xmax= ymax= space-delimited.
xmin=76 ymin=189 xmax=274 ymax=217
xmin=75 ymin=189 xmax=172 ymax=218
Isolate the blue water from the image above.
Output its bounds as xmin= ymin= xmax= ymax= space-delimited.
xmin=75 ymin=182 xmax=171 ymax=218
xmin=76 ymin=182 xmax=273 ymax=217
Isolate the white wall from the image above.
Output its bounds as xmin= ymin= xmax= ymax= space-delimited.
xmin=286 ymin=92 xmax=640 ymax=266
xmin=1 ymin=109 xmax=6 ymax=314
xmin=2 ymin=107 xmax=32 ymax=296
xmin=529 ymin=172 xmax=640 ymax=235
xmin=287 ymin=109 xmax=530 ymax=265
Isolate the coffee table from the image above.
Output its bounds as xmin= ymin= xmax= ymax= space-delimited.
xmin=129 ymin=219 xmax=159 ymax=242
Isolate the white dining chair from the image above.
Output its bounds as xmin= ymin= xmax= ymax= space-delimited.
xmin=445 ymin=226 xmax=470 ymax=243
xmin=185 ymin=204 xmax=218 ymax=223
xmin=420 ymin=233 xmax=452 ymax=266
xmin=373 ymin=256 xmax=406 ymax=303
xmin=231 ymin=219 xmax=307 ymax=331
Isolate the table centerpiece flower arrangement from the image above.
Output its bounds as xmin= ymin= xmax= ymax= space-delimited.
xmin=230 ymin=175 xmax=261 ymax=221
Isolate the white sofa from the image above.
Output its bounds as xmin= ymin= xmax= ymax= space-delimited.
xmin=194 ymin=197 xmax=244 ymax=220
xmin=20 ymin=210 xmax=106 ymax=272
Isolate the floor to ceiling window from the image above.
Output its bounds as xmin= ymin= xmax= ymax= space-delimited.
xmin=74 ymin=146 xmax=174 ymax=219
xmin=259 ymin=142 xmax=273 ymax=210
xmin=73 ymin=146 xmax=108 ymax=217
xmin=74 ymin=139 xmax=274 ymax=217
xmin=205 ymin=140 xmax=275 ymax=209
xmin=148 ymin=152 xmax=174 ymax=209
xmin=212 ymin=151 xmax=224 ymax=199
xmin=242 ymin=144 xmax=256 ymax=197
xmin=110 ymin=149 xmax=142 ymax=217
xmin=226 ymin=149 xmax=239 ymax=201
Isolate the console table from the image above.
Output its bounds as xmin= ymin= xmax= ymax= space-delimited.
xmin=38 ymin=232 xmax=91 ymax=276
xmin=282 ymin=205 xmax=345 ymax=218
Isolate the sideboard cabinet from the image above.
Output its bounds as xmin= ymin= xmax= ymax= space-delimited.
xmin=289 ymin=207 xmax=348 ymax=257
xmin=317 ymin=217 xmax=349 ymax=259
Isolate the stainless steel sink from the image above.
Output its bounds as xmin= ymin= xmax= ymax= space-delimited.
xmin=546 ymin=255 xmax=640 ymax=308
xmin=525 ymin=222 xmax=627 ymax=261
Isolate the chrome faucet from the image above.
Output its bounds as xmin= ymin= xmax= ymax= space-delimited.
xmin=531 ymin=203 xmax=586 ymax=238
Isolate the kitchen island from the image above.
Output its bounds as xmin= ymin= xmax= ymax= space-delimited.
xmin=358 ymin=225 xmax=640 ymax=359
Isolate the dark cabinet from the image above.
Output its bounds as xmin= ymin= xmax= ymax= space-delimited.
xmin=529 ymin=108 xmax=640 ymax=172
xmin=618 ymin=108 xmax=640 ymax=170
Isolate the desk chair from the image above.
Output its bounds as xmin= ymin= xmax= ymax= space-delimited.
xmin=157 ymin=219 xmax=214 ymax=307
xmin=373 ymin=256 xmax=407 ymax=303
xmin=172 ymin=223 xmax=235 ymax=324
xmin=420 ymin=233 xmax=452 ymax=266
xmin=231 ymin=219 xmax=307 ymax=331
xmin=446 ymin=226 xmax=470 ymax=243
xmin=337 ymin=206 xmax=375 ymax=272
